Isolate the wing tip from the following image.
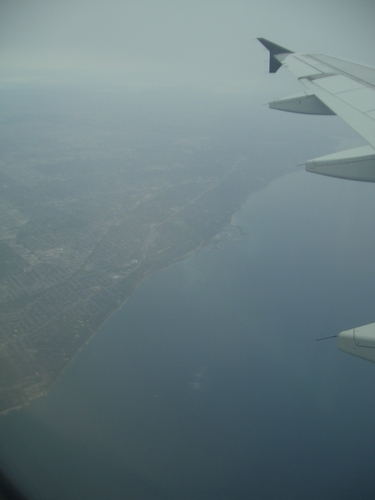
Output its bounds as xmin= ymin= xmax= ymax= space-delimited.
xmin=257 ymin=38 xmax=293 ymax=73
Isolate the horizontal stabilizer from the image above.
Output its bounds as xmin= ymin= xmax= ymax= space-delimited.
xmin=269 ymin=93 xmax=335 ymax=115
xmin=257 ymin=38 xmax=293 ymax=73
xmin=305 ymin=145 xmax=375 ymax=182
xmin=338 ymin=323 xmax=375 ymax=363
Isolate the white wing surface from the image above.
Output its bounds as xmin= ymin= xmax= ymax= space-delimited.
xmin=259 ymin=39 xmax=375 ymax=363
xmin=258 ymin=38 xmax=375 ymax=182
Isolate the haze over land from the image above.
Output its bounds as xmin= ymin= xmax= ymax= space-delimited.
xmin=1 ymin=1 xmax=375 ymax=498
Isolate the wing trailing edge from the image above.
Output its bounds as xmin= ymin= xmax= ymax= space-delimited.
xmin=258 ymin=38 xmax=375 ymax=182
xmin=258 ymin=39 xmax=375 ymax=363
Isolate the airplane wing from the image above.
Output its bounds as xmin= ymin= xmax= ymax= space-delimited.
xmin=259 ymin=39 xmax=375 ymax=363
xmin=258 ymin=38 xmax=375 ymax=182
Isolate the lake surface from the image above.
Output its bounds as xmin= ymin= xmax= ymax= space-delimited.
xmin=1 ymin=170 xmax=375 ymax=499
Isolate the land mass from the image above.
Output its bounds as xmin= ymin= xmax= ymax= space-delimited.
xmin=0 ymin=87 xmax=287 ymax=413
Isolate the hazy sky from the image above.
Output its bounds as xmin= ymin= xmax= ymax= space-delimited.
xmin=1 ymin=0 xmax=374 ymax=94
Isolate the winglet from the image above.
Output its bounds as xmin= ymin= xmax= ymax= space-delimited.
xmin=257 ymin=38 xmax=293 ymax=73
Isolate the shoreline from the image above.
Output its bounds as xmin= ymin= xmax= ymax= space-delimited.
xmin=0 ymin=164 xmax=288 ymax=415
xmin=0 ymin=221 xmax=243 ymax=416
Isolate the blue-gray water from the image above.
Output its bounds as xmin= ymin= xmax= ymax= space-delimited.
xmin=1 ymin=170 xmax=375 ymax=499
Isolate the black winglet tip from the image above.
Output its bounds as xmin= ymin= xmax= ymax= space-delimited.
xmin=257 ymin=38 xmax=293 ymax=74
xmin=257 ymin=38 xmax=293 ymax=55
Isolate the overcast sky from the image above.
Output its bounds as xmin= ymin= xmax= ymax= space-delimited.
xmin=1 ymin=0 xmax=375 ymax=94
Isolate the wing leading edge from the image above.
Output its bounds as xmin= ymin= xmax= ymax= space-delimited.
xmin=259 ymin=39 xmax=375 ymax=363
xmin=258 ymin=37 xmax=375 ymax=183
